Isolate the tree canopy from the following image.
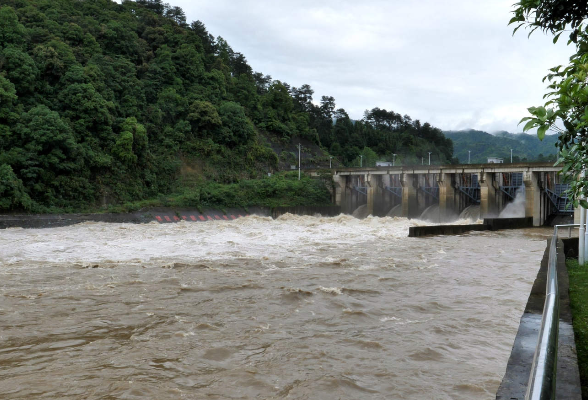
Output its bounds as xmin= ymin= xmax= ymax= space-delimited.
xmin=511 ymin=0 xmax=588 ymax=205
xmin=0 ymin=0 xmax=452 ymax=212
xmin=510 ymin=0 xmax=588 ymax=42
xmin=445 ymin=129 xmax=558 ymax=164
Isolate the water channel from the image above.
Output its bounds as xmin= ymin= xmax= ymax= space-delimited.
xmin=0 ymin=215 xmax=549 ymax=399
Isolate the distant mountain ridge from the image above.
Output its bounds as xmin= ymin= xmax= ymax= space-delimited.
xmin=443 ymin=129 xmax=558 ymax=164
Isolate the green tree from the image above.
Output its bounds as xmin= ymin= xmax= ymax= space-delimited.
xmin=264 ymin=81 xmax=293 ymax=121
xmin=187 ymin=100 xmax=222 ymax=137
xmin=218 ymin=101 xmax=255 ymax=146
xmin=0 ymin=75 xmax=17 ymax=151
xmin=4 ymin=106 xmax=84 ymax=203
xmin=113 ymin=117 xmax=148 ymax=165
xmin=1 ymin=46 xmax=39 ymax=95
xmin=352 ymin=147 xmax=378 ymax=167
xmin=0 ymin=75 xmax=17 ymax=121
xmin=0 ymin=7 xmax=26 ymax=49
xmin=58 ymin=82 xmax=114 ymax=142
xmin=511 ymin=0 xmax=588 ymax=204
xmin=0 ymin=164 xmax=33 ymax=211
xmin=291 ymin=84 xmax=314 ymax=112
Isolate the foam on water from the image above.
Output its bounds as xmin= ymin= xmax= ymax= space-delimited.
xmin=0 ymin=214 xmax=427 ymax=266
xmin=0 ymin=215 xmax=551 ymax=399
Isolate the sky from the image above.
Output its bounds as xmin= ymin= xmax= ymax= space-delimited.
xmin=160 ymin=0 xmax=573 ymax=133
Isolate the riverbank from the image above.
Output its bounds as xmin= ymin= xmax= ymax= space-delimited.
xmin=0 ymin=205 xmax=342 ymax=229
xmin=567 ymin=258 xmax=588 ymax=398
xmin=2 ymin=172 xmax=333 ymax=215
xmin=497 ymin=237 xmax=582 ymax=399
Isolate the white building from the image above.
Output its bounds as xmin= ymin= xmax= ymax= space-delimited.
xmin=487 ymin=157 xmax=504 ymax=164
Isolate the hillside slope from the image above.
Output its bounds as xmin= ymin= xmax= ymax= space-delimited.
xmin=444 ymin=129 xmax=558 ymax=164
xmin=0 ymin=0 xmax=452 ymax=212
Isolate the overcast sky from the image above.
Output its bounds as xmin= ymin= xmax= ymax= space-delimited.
xmin=164 ymin=0 xmax=573 ymax=133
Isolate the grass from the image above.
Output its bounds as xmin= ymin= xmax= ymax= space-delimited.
xmin=566 ymin=258 xmax=588 ymax=398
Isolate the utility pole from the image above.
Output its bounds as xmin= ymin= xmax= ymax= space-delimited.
xmin=359 ymin=155 xmax=363 ymax=167
xmin=428 ymin=152 xmax=432 ymax=165
xmin=298 ymin=143 xmax=301 ymax=180
xmin=392 ymin=153 xmax=396 ymax=166
xmin=468 ymin=151 xmax=471 ymax=164
xmin=511 ymin=149 xmax=513 ymax=163
xmin=330 ymin=156 xmax=333 ymax=168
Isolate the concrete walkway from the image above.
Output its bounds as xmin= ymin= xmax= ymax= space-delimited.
xmin=496 ymin=239 xmax=581 ymax=399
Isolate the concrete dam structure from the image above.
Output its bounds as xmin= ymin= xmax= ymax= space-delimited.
xmin=312 ymin=162 xmax=572 ymax=226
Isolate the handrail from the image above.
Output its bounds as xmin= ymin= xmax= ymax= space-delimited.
xmin=525 ymin=224 xmax=579 ymax=399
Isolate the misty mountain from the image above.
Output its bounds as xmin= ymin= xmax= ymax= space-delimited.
xmin=444 ymin=129 xmax=558 ymax=164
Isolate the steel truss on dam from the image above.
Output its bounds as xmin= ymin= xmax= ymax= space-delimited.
xmin=310 ymin=163 xmax=573 ymax=226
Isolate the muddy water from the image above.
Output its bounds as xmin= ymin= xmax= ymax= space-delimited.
xmin=0 ymin=215 xmax=549 ymax=399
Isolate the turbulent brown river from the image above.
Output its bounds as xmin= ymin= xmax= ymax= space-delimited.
xmin=0 ymin=215 xmax=549 ymax=399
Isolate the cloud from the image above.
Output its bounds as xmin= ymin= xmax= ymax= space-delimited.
xmin=169 ymin=0 xmax=573 ymax=132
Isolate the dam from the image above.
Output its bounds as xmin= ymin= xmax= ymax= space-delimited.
xmin=0 ymin=215 xmax=549 ymax=399
xmin=312 ymin=162 xmax=572 ymax=226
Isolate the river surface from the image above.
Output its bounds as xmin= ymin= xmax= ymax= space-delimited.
xmin=0 ymin=215 xmax=549 ymax=399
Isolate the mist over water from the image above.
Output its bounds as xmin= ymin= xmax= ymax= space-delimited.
xmin=0 ymin=215 xmax=548 ymax=399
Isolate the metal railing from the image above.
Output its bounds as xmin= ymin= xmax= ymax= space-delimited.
xmin=525 ymin=224 xmax=578 ymax=399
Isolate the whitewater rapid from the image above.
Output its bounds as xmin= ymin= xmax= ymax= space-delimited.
xmin=0 ymin=215 xmax=548 ymax=399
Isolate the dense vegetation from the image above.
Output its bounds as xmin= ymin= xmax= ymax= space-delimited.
xmin=511 ymin=0 xmax=588 ymax=206
xmin=566 ymin=258 xmax=588 ymax=398
xmin=110 ymin=172 xmax=332 ymax=213
xmin=325 ymin=108 xmax=454 ymax=167
xmin=444 ymin=129 xmax=558 ymax=164
xmin=0 ymin=0 xmax=452 ymax=212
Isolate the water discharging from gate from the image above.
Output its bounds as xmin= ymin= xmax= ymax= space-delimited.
xmin=418 ymin=204 xmax=441 ymax=222
xmin=387 ymin=204 xmax=402 ymax=217
xmin=352 ymin=204 xmax=369 ymax=219
xmin=459 ymin=205 xmax=481 ymax=221
xmin=0 ymin=216 xmax=549 ymax=399
xmin=499 ymin=190 xmax=526 ymax=218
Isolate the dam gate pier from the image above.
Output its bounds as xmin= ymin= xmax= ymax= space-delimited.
xmin=311 ymin=163 xmax=572 ymax=226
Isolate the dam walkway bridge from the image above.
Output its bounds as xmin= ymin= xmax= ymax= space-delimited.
xmin=308 ymin=162 xmax=572 ymax=226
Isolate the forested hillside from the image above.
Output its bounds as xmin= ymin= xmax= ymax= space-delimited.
xmin=444 ymin=129 xmax=558 ymax=164
xmin=0 ymin=0 xmax=452 ymax=212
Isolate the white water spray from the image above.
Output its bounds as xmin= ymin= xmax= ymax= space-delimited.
xmin=499 ymin=189 xmax=525 ymax=218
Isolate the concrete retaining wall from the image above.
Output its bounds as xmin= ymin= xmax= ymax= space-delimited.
xmin=408 ymin=217 xmax=534 ymax=237
xmin=408 ymin=224 xmax=487 ymax=237
xmin=484 ymin=217 xmax=533 ymax=231
xmin=495 ymin=238 xmax=581 ymax=399
xmin=0 ymin=208 xmax=259 ymax=229
xmin=0 ymin=213 xmax=147 ymax=229
xmin=0 ymin=205 xmax=342 ymax=229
